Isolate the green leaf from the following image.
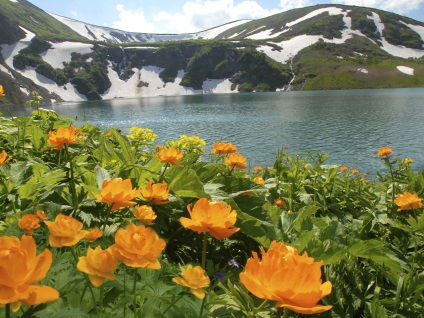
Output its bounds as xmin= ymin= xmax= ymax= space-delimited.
xmin=167 ymin=166 xmax=207 ymax=198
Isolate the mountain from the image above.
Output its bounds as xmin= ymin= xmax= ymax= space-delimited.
xmin=0 ymin=0 xmax=424 ymax=105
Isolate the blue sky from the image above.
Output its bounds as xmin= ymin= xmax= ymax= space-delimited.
xmin=28 ymin=0 xmax=424 ymax=34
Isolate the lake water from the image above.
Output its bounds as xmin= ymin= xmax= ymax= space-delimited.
xmin=4 ymin=88 xmax=424 ymax=174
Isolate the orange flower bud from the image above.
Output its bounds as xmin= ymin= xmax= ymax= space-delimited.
xmin=44 ymin=214 xmax=88 ymax=247
xmin=274 ymin=198 xmax=285 ymax=208
xmin=352 ymin=169 xmax=359 ymax=175
xmin=77 ymin=246 xmax=118 ymax=287
xmin=0 ymin=150 xmax=11 ymax=166
xmin=340 ymin=166 xmax=348 ymax=173
xmin=253 ymin=177 xmax=265 ymax=186
xmin=132 ymin=205 xmax=157 ymax=225
xmin=86 ymin=228 xmax=103 ymax=242
xmin=181 ymin=198 xmax=239 ymax=240
xmin=240 ymin=241 xmax=332 ymax=315
xmin=18 ymin=214 xmax=40 ymax=235
xmin=34 ymin=210 xmax=48 ymax=220
xmin=172 ymin=265 xmax=210 ymax=299
xmin=254 ymin=166 xmax=263 ymax=171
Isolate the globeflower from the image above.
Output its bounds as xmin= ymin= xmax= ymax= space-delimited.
xmin=44 ymin=214 xmax=88 ymax=247
xmin=86 ymin=228 xmax=103 ymax=242
xmin=156 ymin=146 xmax=183 ymax=165
xmin=378 ymin=146 xmax=393 ymax=157
xmin=253 ymin=177 xmax=265 ymax=186
xmin=180 ymin=198 xmax=239 ymax=240
xmin=239 ymin=241 xmax=332 ymax=315
xmin=394 ymin=192 xmax=423 ymax=211
xmin=211 ymin=142 xmax=237 ymax=154
xmin=132 ymin=205 xmax=157 ymax=225
xmin=18 ymin=214 xmax=40 ymax=235
xmin=140 ymin=181 xmax=170 ymax=205
xmin=34 ymin=210 xmax=48 ymax=220
xmin=340 ymin=166 xmax=348 ymax=173
xmin=77 ymin=246 xmax=118 ymax=287
xmin=404 ymin=158 xmax=414 ymax=164
xmin=0 ymin=150 xmax=11 ymax=166
xmin=172 ymin=265 xmax=210 ymax=299
xmin=352 ymin=169 xmax=359 ymax=175
xmin=109 ymin=223 xmax=166 ymax=269
xmin=0 ymin=84 xmax=5 ymax=97
xmin=46 ymin=126 xmax=83 ymax=150
xmin=93 ymin=178 xmax=141 ymax=212
xmin=274 ymin=198 xmax=285 ymax=208
xmin=225 ymin=153 xmax=247 ymax=169
xmin=254 ymin=166 xmax=263 ymax=171
xmin=0 ymin=235 xmax=59 ymax=310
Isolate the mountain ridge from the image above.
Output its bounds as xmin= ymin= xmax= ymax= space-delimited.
xmin=0 ymin=0 xmax=423 ymax=105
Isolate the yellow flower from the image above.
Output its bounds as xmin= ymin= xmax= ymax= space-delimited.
xmin=240 ymin=241 xmax=332 ymax=315
xmin=109 ymin=223 xmax=166 ymax=269
xmin=0 ymin=236 xmax=59 ymax=309
xmin=377 ymin=146 xmax=393 ymax=157
xmin=211 ymin=142 xmax=237 ymax=155
xmin=394 ymin=192 xmax=423 ymax=211
xmin=34 ymin=210 xmax=48 ymax=220
xmin=224 ymin=153 xmax=247 ymax=169
xmin=274 ymin=198 xmax=285 ymax=208
xmin=404 ymin=158 xmax=414 ymax=164
xmin=253 ymin=177 xmax=265 ymax=186
xmin=140 ymin=181 xmax=170 ymax=205
xmin=86 ymin=228 xmax=103 ymax=242
xmin=172 ymin=265 xmax=210 ymax=299
xmin=156 ymin=147 xmax=183 ymax=165
xmin=127 ymin=127 xmax=157 ymax=145
xmin=254 ymin=166 xmax=263 ymax=171
xmin=46 ymin=126 xmax=83 ymax=150
xmin=340 ymin=166 xmax=348 ymax=173
xmin=132 ymin=205 xmax=157 ymax=225
xmin=0 ymin=84 xmax=5 ymax=97
xmin=77 ymin=246 xmax=118 ymax=287
xmin=0 ymin=150 xmax=11 ymax=166
xmin=180 ymin=198 xmax=239 ymax=240
xmin=44 ymin=214 xmax=88 ymax=247
xmin=93 ymin=178 xmax=141 ymax=212
xmin=18 ymin=214 xmax=40 ymax=235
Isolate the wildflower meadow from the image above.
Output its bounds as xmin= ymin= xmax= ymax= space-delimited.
xmin=0 ymin=86 xmax=423 ymax=317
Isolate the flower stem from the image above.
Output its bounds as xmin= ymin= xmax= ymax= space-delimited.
xmin=133 ymin=268 xmax=138 ymax=315
xmin=65 ymin=145 xmax=79 ymax=212
xmin=198 ymin=293 xmax=207 ymax=318
xmin=162 ymin=293 xmax=185 ymax=316
xmin=5 ymin=304 xmax=10 ymax=318
xmin=102 ymin=205 xmax=113 ymax=233
xmin=201 ymin=232 xmax=208 ymax=269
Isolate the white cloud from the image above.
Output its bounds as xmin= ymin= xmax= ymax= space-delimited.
xmin=112 ymin=4 xmax=155 ymax=33
xmin=153 ymin=0 xmax=280 ymax=33
xmin=279 ymin=0 xmax=312 ymax=11
xmin=333 ymin=0 xmax=424 ymax=15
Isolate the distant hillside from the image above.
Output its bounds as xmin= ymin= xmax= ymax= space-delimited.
xmin=0 ymin=0 xmax=423 ymax=105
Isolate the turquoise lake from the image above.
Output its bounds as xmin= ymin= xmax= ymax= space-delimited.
xmin=5 ymin=87 xmax=424 ymax=174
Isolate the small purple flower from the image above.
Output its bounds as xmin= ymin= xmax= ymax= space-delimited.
xmin=229 ymin=258 xmax=240 ymax=268
xmin=216 ymin=272 xmax=224 ymax=281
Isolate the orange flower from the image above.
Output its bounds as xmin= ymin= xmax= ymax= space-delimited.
xmin=0 ymin=236 xmax=59 ymax=309
xmin=378 ymin=146 xmax=393 ymax=157
xmin=46 ymin=126 xmax=83 ymax=150
xmin=0 ymin=84 xmax=5 ymax=97
xmin=240 ymin=241 xmax=332 ymax=315
xmin=34 ymin=210 xmax=48 ymax=220
xmin=404 ymin=158 xmax=414 ymax=164
xmin=109 ymin=223 xmax=166 ymax=269
xmin=180 ymin=198 xmax=239 ymax=240
xmin=340 ymin=166 xmax=348 ymax=173
xmin=132 ymin=205 xmax=157 ymax=225
xmin=86 ymin=228 xmax=103 ymax=242
xmin=77 ymin=246 xmax=118 ymax=287
xmin=0 ymin=150 xmax=11 ymax=166
xmin=211 ymin=142 xmax=237 ymax=154
xmin=140 ymin=181 xmax=170 ymax=205
xmin=352 ymin=169 xmax=359 ymax=175
xmin=254 ymin=166 xmax=263 ymax=171
xmin=253 ymin=177 xmax=265 ymax=186
xmin=225 ymin=153 xmax=247 ymax=169
xmin=105 ymin=132 xmax=113 ymax=138
xmin=156 ymin=147 xmax=183 ymax=165
xmin=274 ymin=198 xmax=285 ymax=208
xmin=44 ymin=214 xmax=88 ymax=247
xmin=93 ymin=178 xmax=141 ymax=212
xmin=18 ymin=214 xmax=40 ymax=235
xmin=394 ymin=192 xmax=423 ymax=211
xmin=172 ymin=265 xmax=210 ymax=299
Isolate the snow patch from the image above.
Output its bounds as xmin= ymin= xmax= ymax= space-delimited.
xmin=397 ymin=66 xmax=414 ymax=75
xmin=0 ymin=27 xmax=35 ymax=66
xmin=40 ymin=42 xmax=93 ymax=69
xmin=357 ymin=68 xmax=368 ymax=74
xmin=8 ymin=0 xmax=18 ymax=3
xmin=286 ymin=7 xmax=345 ymax=27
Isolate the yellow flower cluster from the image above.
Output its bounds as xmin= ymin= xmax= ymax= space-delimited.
xmin=166 ymin=134 xmax=206 ymax=153
xmin=127 ymin=127 xmax=157 ymax=146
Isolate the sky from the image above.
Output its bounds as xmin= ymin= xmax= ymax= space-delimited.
xmin=27 ymin=0 xmax=424 ymax=34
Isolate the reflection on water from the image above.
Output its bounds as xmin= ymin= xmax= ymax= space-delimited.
xmin=4 ymin=88 xmax=424 ymax=174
